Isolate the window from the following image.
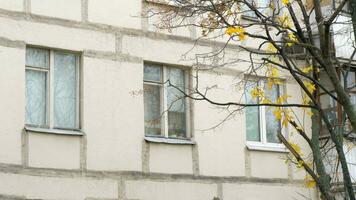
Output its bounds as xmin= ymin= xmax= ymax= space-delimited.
xmin=242 ymin=0 xmax=271 ymax=18
xmin=143 ymin=63 xmax=189 ymax=139
xmin=319 ymin=69 xmax=356 ymax=137
xmin=245 ymin=80 xmax=284 ymax=148
xmin=334 ymin=0 xmax=351 ymax=15
xmin=25 ymin=47 xmax=80 ymax=130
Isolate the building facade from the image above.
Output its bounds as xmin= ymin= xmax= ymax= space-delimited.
xmin=0 ymin=0 xmax=316 ymax=199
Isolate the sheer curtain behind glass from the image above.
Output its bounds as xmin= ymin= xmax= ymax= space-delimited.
xmin=25 ymin=47 xmax=79 ymax=130
xmin=25 ymin=48 xmax=49 ymax=127
xmin=264 ymin=83 xmax=281 ymax=143
xmin=25 ymin=70 xmax=47 ymax=126
xmin=144 ymin=65 xmax=162 ymax=136
xmin=167 ymin=68 xmax=186 ymax=138
xmin=53 ymin=52 xmax=77 ymax=129
xmin=245 ymin=81 xmax=261 ymax=142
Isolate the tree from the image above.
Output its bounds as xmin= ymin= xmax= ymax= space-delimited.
xmin=145 ymin=0 xmax=356 ymax=199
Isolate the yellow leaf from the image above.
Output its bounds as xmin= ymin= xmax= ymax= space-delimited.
xmin=305 ymin=175 xmax=316 ymax=188
xmin=271 ymin=67 xmax=279 ymax=77
xmin=267 ymin=43 xmax=277 ymax=53
xmin=301 ymin=65 xmax=313 ymax=74
xmin=302 ymin=94 xmax=311 ymax=105
xmin=277 ymin=94 xmax=291 ymax=104
xmin=273 ymin=108 xmax=282 ymax=120
xmin=278 ymin=14 xmax=292 ymax=29
xmin=306 ymin=180 xmax=316 ymax=188
xmin=306 ymin=110 xmax=313 ymax=116
xmin=225 ymin=26 xmax=247 ymax=41
xmin=266 ymin=80 xmax=274 ymax=90
xmin=261 ymin=98 xmax=272 ymax=104
xmin=282 ymin=109 xmax=293 ymax=127
xmin=282 ymin=118 xmax=289 ymax=127
xmin=296 ymin=160 xmax=304 ymax=168
xmin=238 ymin=32 xmax=247 ymax=41
xmin=304 ymin=81 xmax=316 ymax=93
xmin=282 ymin=0 xmax=289 ymax=5
xmin=266 ymin=78 xmax=282 ymax=90
xmin=250 ymin=87 xmax=264 ymax=99
xmin=225 ymin=27 xmax=235 ymax=36
xmin=286 ymin=33 xmax=297 ymax=46
xmin=289 ymin=142 xmax=302 ymax=155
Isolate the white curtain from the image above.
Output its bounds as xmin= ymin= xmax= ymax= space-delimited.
xmin=53 ymin=52 xmax=77 ymax=129
xmin=144 ymin=65 xmax=162 ymax=136
xmin=25 ymin=48 xmax=49 ymax=126
xmin=264 ymin=83 xmax=281 ymax=143
xmin=167 ymin=68 xmax=186 ymax=138
xmin=245 ymin=81 xmax=261 ymax=142
xmin=25 ymin=70 xmax=47 ymax=126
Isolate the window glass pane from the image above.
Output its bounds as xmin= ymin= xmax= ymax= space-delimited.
xmin=346 ymin=93 xmax=356 ymax=132
xmin=242 ymin=0 xmax=270 ymax=17
xmin=320 ymin=94 xmax=338 ymax=135
xmin=320 ymin=70 xmax=334 ymax=92
xmin=26 ymin=48 xmax=49 ymax=68
xmin=245 ymin=81 xmax=261 ymax=142
xmin=144 ymin=65 xmax=162 ymax=82
xmin=320 ymin=94 xmax=338 ymax=124
xmin=26 ymin=70 xmax=47 ymax=126
xmin=342 ymin=71 xmax=356 ymax=90
xmin=53 ymin=52 xmax=77 ymax=129
xmin=144 ymin=84 xmax=162 ymax=136
xmin=167 ymin=68 xmax=186 ymax=138
xmin=264 ymin=84 xmax=281 ymax=143
xmin=257 ymin=0 xmax=270 ymax=14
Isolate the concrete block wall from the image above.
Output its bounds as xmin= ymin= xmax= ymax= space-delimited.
xmin=0 ymin=0 xmax=317 ymax=199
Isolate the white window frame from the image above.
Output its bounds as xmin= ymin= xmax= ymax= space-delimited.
xmin=245 ymin=80 xmax=287 ymax=152
xmin=143 ymin=63 xmax=191 ymax=139
xmin=25 ymin=47 xmax=81 ymax=131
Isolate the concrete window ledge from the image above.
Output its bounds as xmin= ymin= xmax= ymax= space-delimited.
xmin=145 ymin=0 xmax=179 ymax=7
xmin=144 ymin=136 xmax=196 ymax=145
xmin=24 ymin=126 xmax=84 ymax=136
xmin=246 ymin=143 xmax=289 ymax=153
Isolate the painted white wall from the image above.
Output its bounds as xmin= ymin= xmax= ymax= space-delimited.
xmin=83 ymin=58 xmax=143 ymax=171
xmin=88 ymin=0 xmax=141 ymax=29
xmin=126 ymin=180 xmax=217 ymax=200
xmin=0 ymin=172 xmax=118 ymax=200
xmin=0 ymin=46 xmax=24 ymax=165
xmin=0 ymin=17 xmax=116 ymax=52
xmin=31 ymin=0 xmax=82 ymax=21
xmin=0 ymin=1 xmax=317 ymax=199
xmin=0 ymin=0 xmax=22 ymax=11
xmin=28 ymin=133 xmax=81 ymax=169
xmin=224 ymin=183 xmax=316 ymax=200
xmin=149 ymin=144 xmax=193 ymax=174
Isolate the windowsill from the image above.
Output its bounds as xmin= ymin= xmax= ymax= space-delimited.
xmin=145 ymin=0 xmax=178 ymax=7
xmin=241 ymin=15 xmax=260 ymax=22
xmin=24 ymin=126 xmax=84 ymax=136
xmin=246 ymin=143 xmax=289 ymax=153
xmin=144 ymin=136 xmax=196 ymax=145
